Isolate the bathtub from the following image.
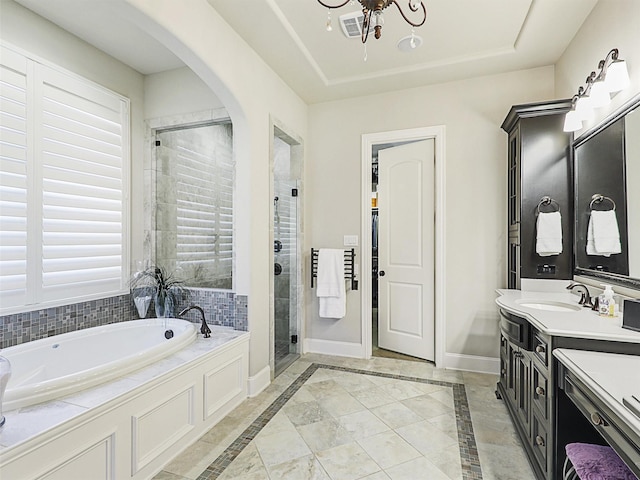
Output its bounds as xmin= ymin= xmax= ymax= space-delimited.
xmin=2 ymin=318 xmax=197 ymax=411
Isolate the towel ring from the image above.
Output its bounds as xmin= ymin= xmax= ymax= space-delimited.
xmin=589 ymin=194 xmax=616 ymax=211
xmin=537 ymin=196 xmax=560 ymax=214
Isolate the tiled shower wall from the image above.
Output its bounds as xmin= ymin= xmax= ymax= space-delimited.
xmin=0 ymin=290 xmax=248 ymax=349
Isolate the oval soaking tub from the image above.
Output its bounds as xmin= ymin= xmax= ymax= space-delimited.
xmin=2 ymin=318 xmax=197 ymax=411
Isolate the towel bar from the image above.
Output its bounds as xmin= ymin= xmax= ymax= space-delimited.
xmin=589 ymin=193 xmax=616 ymax=211
xmin=537 ymin=196 xmax=560 ymax=214
xmin=310 ymin=248 xmax=357 ymax=290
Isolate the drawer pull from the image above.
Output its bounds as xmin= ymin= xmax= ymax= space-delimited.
xmin=535 ymin=386 xmax=545 ymax=396
xmin=535 ymin=345 xmax=546 ymax=354
xmin=590 ymin=412 xmax=607 ymax=426
xmin=535 ymin=435 xmax=545 ymax=446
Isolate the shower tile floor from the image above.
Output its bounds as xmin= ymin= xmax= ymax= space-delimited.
xmin=153 ymin=354 xmax=535 ymax=480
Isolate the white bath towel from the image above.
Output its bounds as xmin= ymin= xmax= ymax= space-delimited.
xmin=316 ymin=249 xmax=346 ymax=319
xmin=586 ymin=210 xmax=621 ymax=257
xmin=536 ymin=211 xmax=563 ymax=256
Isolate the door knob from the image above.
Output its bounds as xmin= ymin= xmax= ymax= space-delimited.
xmin=379 ymin=270 xmax=385 ymax=277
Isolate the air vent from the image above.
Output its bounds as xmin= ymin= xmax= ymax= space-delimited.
xmin=339 ymin=11 xmax=365 ymax=38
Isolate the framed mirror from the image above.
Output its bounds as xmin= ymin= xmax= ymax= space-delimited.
xmin=573 ymin=94 xmax=640 ymax=289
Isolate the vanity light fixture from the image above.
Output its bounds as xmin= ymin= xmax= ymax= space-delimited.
xmin=318 ymin=0 xmax=427 ymax=60
xmin=563 ymin=48 xmax=630 ymax=132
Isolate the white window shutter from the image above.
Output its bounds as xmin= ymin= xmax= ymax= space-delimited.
xmin=0 ymin=47 xmax=29 ymax=308
xmin=0 ymin=45 xmax=129 ymax=313
xmin=39 ymin=66 xmax=127 ymax=301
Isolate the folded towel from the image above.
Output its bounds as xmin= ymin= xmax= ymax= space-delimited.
xmin=316 ymin=249 xmax=346 ymax=319
xmin=586 ymin=210 xmax=621 ymax=257
xmin=536 ymin=211 xmax=563 ymax=256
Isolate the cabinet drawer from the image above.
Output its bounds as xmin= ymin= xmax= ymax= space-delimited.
xmin=532 ymin=364 xmax=549 ymax=419
xmin=499 ymin=310 xmax=532 ymax=349
xmin=532 ymin=333 xmax=549 ymax=367
xmin=531 ymin=411 xmax=549 ymax=477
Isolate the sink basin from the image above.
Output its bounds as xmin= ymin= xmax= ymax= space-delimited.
xmin=515 ymin=300 xmax=582 ymax=312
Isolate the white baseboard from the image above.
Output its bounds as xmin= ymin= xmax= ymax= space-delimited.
xmin=441 ymin=352 xmax=500 ymax=375
xmin=303 ymin=338 xmax=366 ymax=359
xmin=247 ymin=365 xmax=271 ymax=398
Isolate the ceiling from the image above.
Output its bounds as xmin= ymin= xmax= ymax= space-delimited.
xmin=14 ymin=0 xmax=599 ymax=104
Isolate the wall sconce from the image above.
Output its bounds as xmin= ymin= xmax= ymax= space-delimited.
xmin=563 ymin=48 xmax=630 ymax=132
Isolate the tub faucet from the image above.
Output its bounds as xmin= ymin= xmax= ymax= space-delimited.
xmin=566 ymin=283 xmax=593 ymax=308
xmin=178 ymin=305 xmax=211 ymax=338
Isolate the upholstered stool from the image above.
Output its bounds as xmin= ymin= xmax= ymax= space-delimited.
xmin=563 ymin=443 xmax=638 ymax=480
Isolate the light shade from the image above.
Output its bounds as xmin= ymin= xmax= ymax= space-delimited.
xmin=563 ymin=110 xmax=582 ymax=132
xmin=574 ymin=95 xmax=594 ymax=121
xmin=589 ymin=79 xmax=611 ymax=108
xmin=605 ymin=59 xmax=630 ymax=92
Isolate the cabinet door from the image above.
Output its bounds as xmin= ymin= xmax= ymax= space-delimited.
xmin=515 ymin=350 xmax=531 ymax=435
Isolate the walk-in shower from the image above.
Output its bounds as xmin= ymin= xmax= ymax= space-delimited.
xmin=273 ymin=129 xmax=302 ymax=376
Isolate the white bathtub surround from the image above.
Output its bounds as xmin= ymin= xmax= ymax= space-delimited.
xmin=0 ymin=326 xmax=249 ymax=480
xmin=3 ymin=318 xmax=197 ymax=411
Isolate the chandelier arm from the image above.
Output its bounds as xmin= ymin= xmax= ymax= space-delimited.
xmin=361 ymin=9 xmax=372 ymax=43
xmin=391 ymin=1 xmax=427 ymax=27
xmin=317 ymin=0 xmax=352 ymax=9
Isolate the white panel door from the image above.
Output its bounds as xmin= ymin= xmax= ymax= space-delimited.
xmin=377 ymin=139 xmax=435 ymax=361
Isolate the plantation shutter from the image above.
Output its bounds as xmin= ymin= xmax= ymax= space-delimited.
xmin=40 ymin=66 xmax=128 ymax=301
xmin=0 ymin=45 xmax=129 ymax=312
xmin=0 ymin=47 xmax=29 ymax=308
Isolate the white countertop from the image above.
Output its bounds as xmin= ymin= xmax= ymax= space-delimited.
xmin=496 ymin=289 xmax=640 ymax=344
xmin=553 ymin=348 xmax=640 ymax=443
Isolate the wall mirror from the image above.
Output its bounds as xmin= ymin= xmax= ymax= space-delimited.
xmin=573 ymin=94 xmax=640 ymax=289
xmin=151 ymin=118 xmax=234 ymax=290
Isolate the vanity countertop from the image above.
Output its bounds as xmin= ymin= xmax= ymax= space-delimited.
xmin=553 ymin=348 xmax=640 ymax=454
xmin=496 ymin=289 xmax=640 ymax=344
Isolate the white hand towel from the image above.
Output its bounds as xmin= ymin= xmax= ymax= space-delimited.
xmin=586 ymin=210 xmax=621 ymax=256
xmin=536 ymin=211 xmax=563 ymax=256
xmin=316 ymin=249 xmax=346 ymax=319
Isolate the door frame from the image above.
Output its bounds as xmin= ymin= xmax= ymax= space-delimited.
xmin=360 ymin=126 xmax=446 ymax=366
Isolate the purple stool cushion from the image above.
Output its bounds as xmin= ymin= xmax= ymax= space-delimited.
xmin=565 ymin=443 xmax=638 ymax=480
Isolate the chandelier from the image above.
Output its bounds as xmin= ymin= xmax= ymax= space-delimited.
xmin=318 ymin=0 xmax=427 ymax=44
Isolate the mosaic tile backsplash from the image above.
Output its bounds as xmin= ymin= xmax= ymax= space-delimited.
xmin=0 ymin=289 xmax=248 ymax=349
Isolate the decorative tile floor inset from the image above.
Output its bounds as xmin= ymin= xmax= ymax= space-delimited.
xmin=195 ymin=363 xmax=483 ymax=480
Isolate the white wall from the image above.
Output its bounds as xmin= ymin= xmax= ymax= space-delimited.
xmin=144 ymin=66 xmax=225 ymax=120
xmin=0 ymin=0 xmax=147 ymax=274
xmin=306 ymin=66 xmax=556 ymax=365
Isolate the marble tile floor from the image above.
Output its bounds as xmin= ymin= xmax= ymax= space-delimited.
xmin=153 ymin=354 xmax=536 ymax=480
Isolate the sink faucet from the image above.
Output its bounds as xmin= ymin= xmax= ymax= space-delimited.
xmin=178 ymin=305 xmax=211 ymax=338
xmin=566 ymin=283 xmax=594 ymax=308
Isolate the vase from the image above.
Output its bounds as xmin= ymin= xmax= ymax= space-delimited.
xmin=0 ymin=355 xmax=11 ymax=427
xmin=154 ymin=291 xmax=167 ymax=318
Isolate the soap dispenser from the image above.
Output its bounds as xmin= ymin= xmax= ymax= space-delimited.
xmin=598 ymin=284 xmax=616 ymax=317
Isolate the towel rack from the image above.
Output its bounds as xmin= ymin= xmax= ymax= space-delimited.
xmin=589 ymin=194 xmax=616 ymax=211
xmin=310 ymin=248 xmax=358 ymax=290
xmin=536 ymin=196 xmax=560 ymax=214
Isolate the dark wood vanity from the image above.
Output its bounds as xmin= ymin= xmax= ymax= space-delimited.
xmin=498 ymin=95 xmax=640 ymax=479
xmin=496 ymin=304 xmax=639 ymax=480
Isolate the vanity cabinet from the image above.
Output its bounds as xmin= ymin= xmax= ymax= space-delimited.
xmin=498 ymin=310 xmax=553 ymax=479
xmin=501 ymin=100 xmax=573 ymax=288
xmin=497 ymin=307 xmax=640 ymax=480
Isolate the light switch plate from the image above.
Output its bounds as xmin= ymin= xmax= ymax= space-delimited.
xmin=344 ymin=235 xmax=358 ymax=246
